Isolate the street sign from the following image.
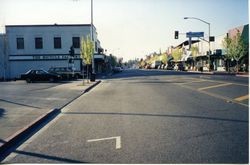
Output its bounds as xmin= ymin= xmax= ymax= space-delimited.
xmin=186 ymin=32 xmax=204 ymax=38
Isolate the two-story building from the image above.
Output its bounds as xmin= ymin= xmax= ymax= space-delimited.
xmin=0 ymin=34 xmax=5 ymax=80
xmin=4 ymin=24 xmax=102 ymax=79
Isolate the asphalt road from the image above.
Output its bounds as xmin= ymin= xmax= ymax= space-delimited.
xmin=2 ymin=69 xmax=249 ymax=163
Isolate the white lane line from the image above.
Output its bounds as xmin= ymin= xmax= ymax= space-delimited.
xmin=87 ymin=136 xmax=121 ymax=149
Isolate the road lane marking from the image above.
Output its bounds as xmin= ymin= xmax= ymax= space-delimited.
xmin=234 ymin=95 xmax=249 ymax=102
xmin=198 ymin=83 xmax=232 ymax=91
xmin=87 ymin=136 xmax=121 ymax=149
xmin=201 ymin=79 xmax=248 ymax=87
xmin=179 ymin=84 xmax=248 ymax=107
xmin=180 ymin=79 xmax=207 ymax=84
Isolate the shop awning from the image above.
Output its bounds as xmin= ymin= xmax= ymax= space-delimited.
xmin=174 ymin=40 xmax=200 ymax=49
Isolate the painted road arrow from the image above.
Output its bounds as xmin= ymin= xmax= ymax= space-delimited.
xmin=87 ymin=136 xmax=121 ymax=149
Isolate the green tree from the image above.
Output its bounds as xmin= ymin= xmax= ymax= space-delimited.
xmin=232 ymin=32 xmax=247 ymax=73
xmin=191 ymin=46 xmax=199 ymax=57
xmin=222 ymin=32 xmax=247 ymax=73
xmin=139 ymin=59 xmax=146 ymax=68
xmin=222 ymin=35 xmax=233 ymax=72
xmin=80 ymin=36 xmax=94 ymax=80
xmin=109 ymin=54 xmax=118 ymax=67
xmin=172 ymin=48 xmax=182 ymax=61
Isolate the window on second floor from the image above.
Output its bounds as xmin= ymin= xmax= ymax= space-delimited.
xmin=72 ymin=37 xmax=80 ymax=48
xmin=16 ymin=37 xmax=24 ymax=49
xmin=35 ymin=37 xmax=43 ymax=49
xmin=54 ymin=37 xmax=61 ymax=49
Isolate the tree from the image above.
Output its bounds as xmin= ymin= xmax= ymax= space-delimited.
xmin=222 ymin=31 xmax=247 ymax=73
xmin=118 ymin=58 xmax=123 ymax=67
xmin=222 ymin=35 xmax=233 ymax=72
xmin=109 ymin=54 xmax=118 ymax=67
xmin=232 ymin=32 xmax=247 ymax=73
xmin=191 ymin=46 xmax=199 ymax=57
xmin=161 ymin=54 xmax=167 ymax=64
xmin=139 ymin=59 xmax=146 ymax=68
xmin=80 ymin=36 xmax=94 ymax=81
xmin=172 ymin=48 xmax=182 ymax=61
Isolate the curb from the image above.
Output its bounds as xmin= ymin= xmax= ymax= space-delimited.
xmin=0 ymin=80 xmax=101 ymax=161
xmin=187 ymin=71 xmax=249 ymax=77
xmin=84 ymin=80 xmax=101 ymax=94
xmin=0 ymin=108 xmax=61 ymax=161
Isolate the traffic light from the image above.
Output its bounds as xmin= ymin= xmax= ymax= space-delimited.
xmin=69 ymin=46 xmax=75 ymax=57
xmin=174 ymin=31 xmax=179 ymax=39
xmin=209 ymin=36 xmax=215 ymax=42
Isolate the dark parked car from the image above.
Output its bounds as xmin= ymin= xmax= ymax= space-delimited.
xmin=177 ymin=63 xmax=185 ymax=71
xmin=20 ymin=69 xmax=61 ymax=83
xmin=165 ymin=63 xmax=174 ymax=70
xmin=113 ymin=67 xmax=123 ymax=73
xmin=48 ymin=67 xmax=83 ymax=80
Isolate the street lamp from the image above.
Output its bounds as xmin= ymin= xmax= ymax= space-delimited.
xmin=184 ymin=17 xmax=211 ymax=71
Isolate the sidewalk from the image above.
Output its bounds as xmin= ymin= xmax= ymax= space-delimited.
xmin=0 ymin=80 xmax=101 ymax=157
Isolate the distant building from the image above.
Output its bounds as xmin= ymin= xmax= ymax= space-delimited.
xmin=4 ymin=24 xmax=102 ymax=79
xmin=172 ymin=24 xmax=249 ymax=72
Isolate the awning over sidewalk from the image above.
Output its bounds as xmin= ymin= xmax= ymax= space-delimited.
xmin=175 ymin=40 xmax=200 ymax=49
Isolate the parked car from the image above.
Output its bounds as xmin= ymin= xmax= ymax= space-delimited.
xmin=174 ymin=64 xmax=178 ymax=71
xmin=20 ymin=69 xmax=61 ymax=83
xmin=174 ymin=63 xmax=185 ymax=71
xmin=113 ymin=67 xmax=123 ymax=73
xmin=48 ymin=67 xmax=83 ymax=80
xmin=151 ymin=61 xmax=162 ymax=69
xmin=165 ymin=64 xmax=174 ymax=70
xmin=145 ymin=65 xmax=151 ymax=69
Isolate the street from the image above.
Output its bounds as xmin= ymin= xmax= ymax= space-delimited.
xmin=2 ymin=69 xmax=249 ymax=163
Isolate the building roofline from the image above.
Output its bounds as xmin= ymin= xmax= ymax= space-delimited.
xmin=174 ymin=40 xmax=200 ymax=49
xmin=5 ymin=24 xmax=96 ymax=29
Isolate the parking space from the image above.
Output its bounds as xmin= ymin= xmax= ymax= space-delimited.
xmin=205 ymin=84 xmax=248 ymax=100
xmin=182 ymin=80 xmax=226 ymax=89
xmin=181 ymin=78 xmax=248 ymax=106
xmin=157 ymin=76 xmax=249 ymax=107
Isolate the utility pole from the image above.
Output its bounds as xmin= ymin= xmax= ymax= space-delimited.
xmin=91 ymin=0 xmax=95 ymax=77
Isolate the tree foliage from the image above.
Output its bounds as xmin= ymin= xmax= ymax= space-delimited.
xmin=172 ymin=48 xmax=182 ymax=61
xmin=80 ymin=36 xmax=94 ymax=80
xmin=109 ymin=54 xmax=118 ymax=67
xmin=222 ymin=35 xmax=233 ymax=61
xmin=191 ymin=46 xmax=199 ymax=57
xmin=222 ymin=31 xmax=247 ymax=72
xmin=161 ymin=54 xmax=167 ymax=64
xmin=80 ymin=36 xmax=94 ymax=65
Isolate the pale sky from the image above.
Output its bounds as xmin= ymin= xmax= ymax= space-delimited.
xmin=0 ymin=0 xmax=249 ymax=61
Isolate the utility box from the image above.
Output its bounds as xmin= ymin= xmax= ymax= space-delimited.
xmin=90 ymin=73 xmax=96 ymax=82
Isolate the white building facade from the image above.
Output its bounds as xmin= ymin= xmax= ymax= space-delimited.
xmin=0 ymin=34 xmax=5 ymax=79
xmin=4 ymin=24 xmax=101 ymax=79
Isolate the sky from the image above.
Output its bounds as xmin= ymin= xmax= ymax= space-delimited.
xmin=0 ymin=0 xmax=249 ymax=61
